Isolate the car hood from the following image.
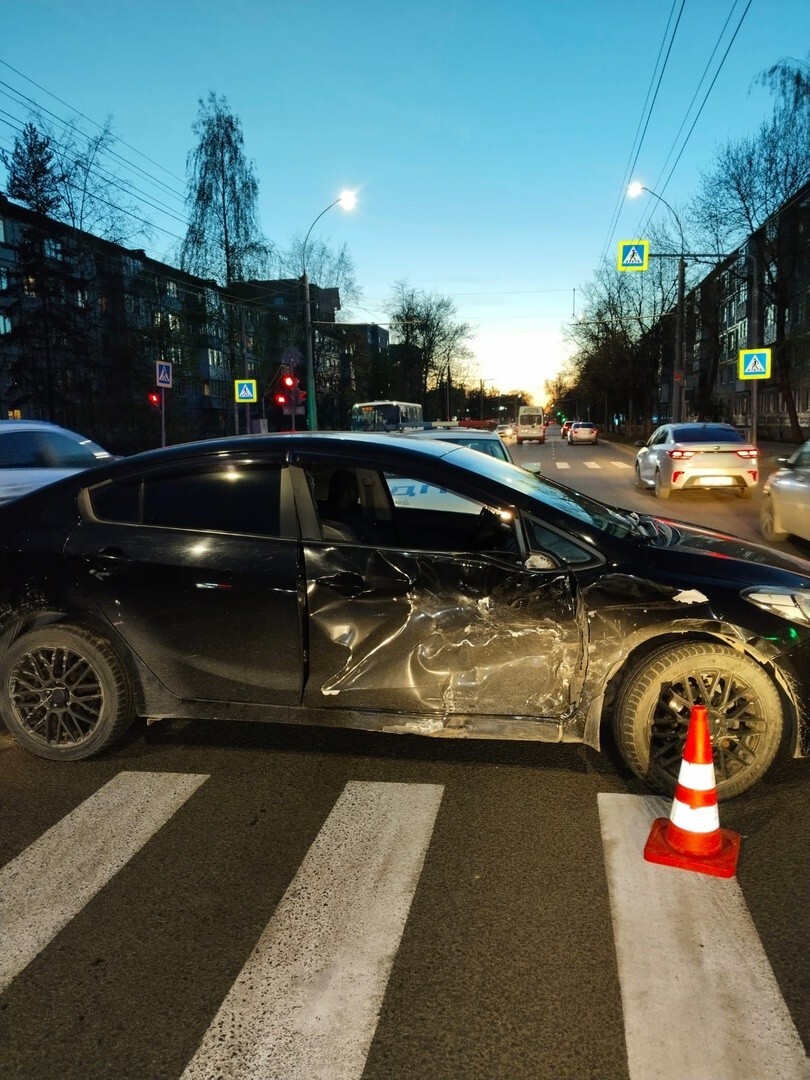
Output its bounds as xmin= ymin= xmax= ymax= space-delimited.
xmin=641 ymin=515 xmax=810 ymax=583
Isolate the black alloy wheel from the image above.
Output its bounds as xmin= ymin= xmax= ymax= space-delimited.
xmin=613 ymin=642 xmax=784 ymax=799
xmin=0 ymin=625 xmax=135 ymax=761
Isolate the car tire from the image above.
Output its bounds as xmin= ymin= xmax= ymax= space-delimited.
xmin=653 ymin=470 xmax=670 ymax=499
xmin=634 ymin=463 xmax=647 ymax=491
xmin=0 ymin=625 xmax=135 ymax=761
xmin=612 ymin=642 xmax=783 ymax=800
xmin=516 ymin=438 xmax=523 ymax=445
xmin=739 ymin=486 xmax=752 ymax=499
xmin=760 ymin=496 xmax=789 ymax=541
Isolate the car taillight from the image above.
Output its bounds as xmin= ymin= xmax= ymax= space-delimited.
xmin=736 ymin=449 xmax=759 ymax=459
xmin=667 ymin=449 xmax=696 ymax=459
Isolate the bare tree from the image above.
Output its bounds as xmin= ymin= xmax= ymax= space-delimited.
xmin=180 ymin=92 xmax=270 ymax=285
xmin=276 ymin=236 xmax=361 ymax=308
xmin=385 ymin=282 xmax=473 ymax=409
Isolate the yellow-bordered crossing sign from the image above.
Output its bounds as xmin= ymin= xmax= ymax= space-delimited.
xmin=617 ymin=240 xmax=649 ymax=272
xmin=234 ymin=379 xmax=258 ymax=403
xmin=738 ymin=349 xmax=771 ymax=380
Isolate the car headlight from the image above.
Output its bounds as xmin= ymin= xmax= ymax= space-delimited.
xmin=742 ymin=587 xmax=810 ymax=625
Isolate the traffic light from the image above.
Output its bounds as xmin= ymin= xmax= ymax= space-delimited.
xmin=274 ymin=373 xmax=306 ymax=407
xmin=147 ymin=391 xmax=160 ymax=409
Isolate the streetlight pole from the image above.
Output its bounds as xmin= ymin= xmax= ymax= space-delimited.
xmin=301 ymin=190 xmax=357 ymax=431
xmin=628 ymin=183 xmax=686 ymax=423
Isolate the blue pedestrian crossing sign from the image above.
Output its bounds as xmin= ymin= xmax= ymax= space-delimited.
xmin=738 ymin=349 xmax=771 ymax=380
xmin=155 ymin=361 xmax=173 ymax=388
xmin=234 ymin=379 xmax=258 ymax=403
xmin=617 ymin=239 xmax=649 ymax=272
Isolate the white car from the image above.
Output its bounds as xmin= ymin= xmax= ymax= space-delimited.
xmin=397 ymin=427 xmax=515 ymax=463
xmin=760 ymin=441 xmax=810 ymax=542
xmin=567 ymin=422 xmax=598 ymax=445
xmin=634 ymin=422 xmax=759 ymax=500
xmin=0 ymin=420 xmax=113 ymax=506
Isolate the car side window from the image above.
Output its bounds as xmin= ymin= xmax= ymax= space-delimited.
xmin=522 ymin=512 xmax=598 ymax=567
xmin=88 ymin=462 xmax=283 ymax=536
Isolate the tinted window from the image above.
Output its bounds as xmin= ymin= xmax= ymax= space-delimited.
xmin=143 ymin=464 xmax=281 ymax=534
xmin=91 ymin=462 xmax=282 ymax=535
xmin=89 ymin=478 xmax=141 ymax=523
xmin=672 ymin=425 xmax=745 ymax=443
xmin=443 ymin=437 xmax=509 ymax=461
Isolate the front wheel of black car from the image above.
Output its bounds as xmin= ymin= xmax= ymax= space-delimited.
xmin=0 ymin=625 xmax=135 ymax=761
xmin=613 ymin=642 xmax=783 ymax=799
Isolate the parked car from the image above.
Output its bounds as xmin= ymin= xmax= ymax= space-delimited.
xmin=760 ymin=441 xmax=810 ymax=542
xmin=567 ymin=422 xmax=599 ymax=445
xmin=1 ymin=432 xmax=808 ymax=799
xmin=0 ymin=420 xmax=113 ymax=507
xmin=635 ymin=423 xmax=759 ymax=500
xmin=397 ymin=426 xmax=514 ymax=463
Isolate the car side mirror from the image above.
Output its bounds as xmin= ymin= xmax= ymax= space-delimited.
xmin=524 ymin=553 xmax=558 ymax=571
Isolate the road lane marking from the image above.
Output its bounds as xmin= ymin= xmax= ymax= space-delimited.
xmin=181 ymin=781 xmax=444 ymax=1080
xmin=0 ymin=771 xmax=208 ymax=993
xmin=598 ymin=793 xmax=808 ymax=1080
xmin=555 ymin=462 xmax=571 ymax=469
xmin=611 ymin=461 xmax=632 ymax=469
xmin=584 ymin=461 xmax=600 ymax=469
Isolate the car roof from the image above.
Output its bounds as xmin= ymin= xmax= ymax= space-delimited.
xmin=0 ymin=420 xmax=83 ymax=434
xmin=399 ymin=428 xmax=500 ymax=440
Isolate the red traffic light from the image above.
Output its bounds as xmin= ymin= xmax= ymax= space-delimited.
xmin=281 ymin=374 xmax=298 ymax=390
xmin=274 ymin=392 xmax=288 ymax=406
xmin=147 ymin=392 xmax=160 ymax=408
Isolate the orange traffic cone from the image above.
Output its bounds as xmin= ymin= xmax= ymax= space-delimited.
xmin=644 ymin=703 xmax=741 ymax=878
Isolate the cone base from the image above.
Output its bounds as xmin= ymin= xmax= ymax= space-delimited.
xmin=643 ymin=817 xmax=741 ymax=878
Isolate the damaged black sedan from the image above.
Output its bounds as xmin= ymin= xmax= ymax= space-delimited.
xmin=1 ymin=432 xmax=809 ymax=799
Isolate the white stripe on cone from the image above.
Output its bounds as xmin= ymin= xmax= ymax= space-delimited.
xmin=670 ymin=798 xmax=721 ymax=834
xmin=677 ymin=760 xmax=717 ymax=791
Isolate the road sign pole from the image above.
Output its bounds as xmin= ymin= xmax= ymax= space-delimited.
xmin=160 ymin=387 xmax=166 ymax=448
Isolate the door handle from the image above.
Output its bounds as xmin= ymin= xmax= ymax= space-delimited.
xmin=97 ymin=547 xmax=133 ymax=562
xmin=322 ymin=571 xmax=366 ymax=598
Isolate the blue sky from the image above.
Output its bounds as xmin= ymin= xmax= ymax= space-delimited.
xmin=2 ymin=0 xmax=808 ymax=403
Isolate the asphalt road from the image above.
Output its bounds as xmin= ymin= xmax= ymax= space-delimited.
xmin=1 ymin=434 xmax=808 ymax=1080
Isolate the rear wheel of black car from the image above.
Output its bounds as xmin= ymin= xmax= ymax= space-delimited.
xmin=0 ymin=625 xmax=135 ymax=761
xmin=613 ymin=642 xmax=783 ymax=799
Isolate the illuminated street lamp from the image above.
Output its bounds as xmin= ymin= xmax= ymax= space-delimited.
xmin=302 ymin=190 xmax=357 ymax=430
xmin=628 ymin=182 xmax=686 ymax=423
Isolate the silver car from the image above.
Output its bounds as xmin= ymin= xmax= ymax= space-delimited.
xmin=0 ymin=420 xmax=113 ymax=506
xmin=635 ymin=422 xmax=759 ymax=500
xmin=397 ymin=427 xmax=515 ymax=463
xmin=760 ymin=441 xmax=810 ymax=542
xmin=567 ymin=421 xmax=598 ymax=445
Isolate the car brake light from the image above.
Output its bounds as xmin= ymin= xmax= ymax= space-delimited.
xmin=736 ymin=449 xmax=759 ymax=459
xmin=667 ymin=449 xmax=696 ymax=459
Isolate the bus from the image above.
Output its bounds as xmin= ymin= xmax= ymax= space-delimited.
xmin=516 ymin=405 xmax=545 ymax=444
xmin=350 ymin=400 xmax=424 ymax=431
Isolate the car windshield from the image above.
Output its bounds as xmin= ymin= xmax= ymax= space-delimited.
xmin=671 ymin=425 xmax=746 ymax=443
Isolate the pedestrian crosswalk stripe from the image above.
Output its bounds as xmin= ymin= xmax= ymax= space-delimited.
xmin=0 ymin=771 xmax=208 ymax=993
xmin=598 ymin=794 xmax=807 ymax=1080
xmin=611 ymin=461 xmax=632 ymax=469
xmin=555 ymin=462 xmax=571 ymax=469
xmin=584 ymin=461 xmax=600 ymax=469
xmin=181 ymin=781 xmax=444 ymax=1080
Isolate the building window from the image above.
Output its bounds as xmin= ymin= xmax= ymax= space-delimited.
xmin=44 ymin=238 xmax=62 ymax=260
xmin=24 ymin=275 xmax=37 ymax=297
xmin=0 ymin=314 xmax=12 ymax=334
xmin=0 ymin=268 xmax=8 ymax=290
xmin=166 ymin=280 xmax=177 ymax=298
